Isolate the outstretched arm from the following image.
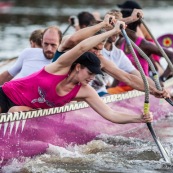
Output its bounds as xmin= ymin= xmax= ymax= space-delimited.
xmin=58 ymin=14 xmax=114 ymax=52
xmin=98 ymin=54 xmax=169 ymax=98
xmin=130 ymin=69 xmax=165 ymax=97
xmin=46 ymin=19 xmax=125 ymax=74
xmin=139 ymin=38 xmax=173 ymax=81
xmin=122 ymin=9 xmax=143 ymax=24
xmin=79 ymin=85 xmax=152 ymax=124
xmin=125 ymin=29 xmax=173 ymax=87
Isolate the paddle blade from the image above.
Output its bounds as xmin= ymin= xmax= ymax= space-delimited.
xmin=147 ymin=123 xmax=171 ymax=163
xmin=157 ymin=34 xmax=173 ymax=49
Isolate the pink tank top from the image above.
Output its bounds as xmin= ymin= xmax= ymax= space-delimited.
xmin=118 ymin=37 xmax=149 ymax=87
xmin=147 ymin=38 xmax=160 ymax=62
xmin=2 ymin=68 xmax=81 ymax=109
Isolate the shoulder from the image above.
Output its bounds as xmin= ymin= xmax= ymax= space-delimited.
xmin=18 ymin=48 xmax=45 ymax=62
xmin=139 ymin=38 xmax=153 ymax=49
xmin=58 ymin=34 xmax=72 ymax=52
xmin=112 ymin=45 xmax=123 ymax=53
xmin=20 ymin=47 xmax=42 ymax=55
xmin=112 ymin=45 xmax=126 ymax=58
xmin=77 ymin=84 xmax=98 ymax=98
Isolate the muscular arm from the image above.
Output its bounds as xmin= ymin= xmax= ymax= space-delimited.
xmin=0 ymin=71 xmax=13 ymax=85
xmin=58 ymin=14 xmax=114 ymax=52
xmin=99 ymin=55 xmax=164 ymax=97
xmin=102 ymin=58 xmax=145 ymax=92
xmin=141 ymin=39 xmax=173 ymax=58
xmin=47 ymin=20 xmax=125 ymax=74
xmin=126 ymin=29 xmax=173 ymax=67
xmin=125 ymin=29 xmax=173 ymax=81
xmin=139 ymin=39 xmax=173 ymax=80
xmin=130 ymin=69 xmax=157 ymax=92
xmin=60 ymin=9 xmax=143 ymax=52
xmin=122 ymin=68 xmax=167 ymax=97
xmin=77 ymin=85 xmax=152 ymax=124
xmin=122 ymin=9 xmax=144 ymax=24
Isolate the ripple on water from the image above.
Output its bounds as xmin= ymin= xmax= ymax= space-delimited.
xmin=2 ymin=135 xmax=173 ymax=173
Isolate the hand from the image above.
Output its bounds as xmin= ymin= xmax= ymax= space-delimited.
xmin=113 ymin=20 xmax=126 ymax=33
xmin=142 ymin=112 xmax=153 ymax=123
xmin=150 ymin=87 xmax=170 ymax=99
xmin=162 ymin=88 xmax=171 ymax=99
xmin=131 ymin=9 xmax=143 ymax=20
xmin=68 ymin=16 xmax=79 ymax=27
xmin=102 ymin=14 xmax=117 ymax=29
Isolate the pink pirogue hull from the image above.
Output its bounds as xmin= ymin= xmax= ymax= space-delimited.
xmin=0 ymin=88 xmax=173 ymax=165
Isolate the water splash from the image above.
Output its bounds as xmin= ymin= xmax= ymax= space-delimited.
xmin=2 ymin=136 xmax=173 ymax=172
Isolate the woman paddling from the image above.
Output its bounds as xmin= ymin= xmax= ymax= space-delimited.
xmin=0 ymin=17 xmax=152 ymax=124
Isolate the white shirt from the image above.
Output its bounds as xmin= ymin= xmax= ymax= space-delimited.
xmin=91 ymin=44 xmax=136 ymax=95
xmin=102 ymin=44 xmax=135 ymax=73
xmin=8 ymin=48 xmax=52 ymax=79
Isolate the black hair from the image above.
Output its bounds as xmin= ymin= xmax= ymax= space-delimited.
xmin=77 ymin=11 xmax=96 ymax=28
xmin=69 ymin=62 xmax=86 ymax=74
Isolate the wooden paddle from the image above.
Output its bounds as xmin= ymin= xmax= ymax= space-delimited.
xmin=121 ymin=26 xmax=171 ymax=163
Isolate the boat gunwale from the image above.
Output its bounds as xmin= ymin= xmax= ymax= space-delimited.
xmin=0 ymin=77 xmax=172 ymax=123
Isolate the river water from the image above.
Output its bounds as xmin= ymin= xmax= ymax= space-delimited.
xmin=1 ymin=1 xmax=173 ymax=173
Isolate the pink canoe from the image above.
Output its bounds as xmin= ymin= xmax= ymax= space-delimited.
xmin=0 ymin=79 xmax=173 ymax=165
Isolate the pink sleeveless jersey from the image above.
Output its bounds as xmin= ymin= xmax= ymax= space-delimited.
xmin=118 ymin=37 xmax=149 ymax=87
xmin=2 ymin=68 xmax=82 ymax=109
xmin=147 ymin=38 xmax=160 ymax=62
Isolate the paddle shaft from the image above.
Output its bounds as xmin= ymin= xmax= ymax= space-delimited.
xmin=62 ymin=16 xmax=77 ymax=35
xmin=146 ymin=122 xmax=170 ymax=162
xmin=130 ymin=38 xmax=173 ymax=106
xmin=62 ymin=24 xmax=71 ymax=35
xmin=140 ymin=18 xmax=173 ymax=73
xmin=121 ymin=27 xmax=171 ymax=163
